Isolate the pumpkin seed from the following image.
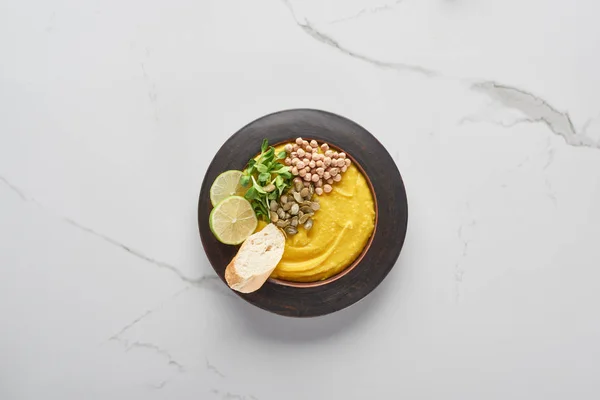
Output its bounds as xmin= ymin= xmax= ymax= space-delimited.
xmin=293 ymin=192 xmax=303 ymax=203
xmin=300 ymin=206 xmax=314 ymax=215
xmin=276 ymin=219 xmax=290 ymax=228
xmin=291 ymin=216 xmax=299 ymax=227
xmin=295 ymin=181 xmax=303 ymax=191
xmin=284 ymin=212 xmax=291 ymax=219
xmin=299 ymin=214 xmax=310 ymax=224
xmin=300 ymin=188 xmax=309 ymax=198
xmin=285 ymin=226 xmax=298 ymax=235
xmin=290 ymin=203 xmax=299 ymax=215
xmin=283 ymin=202 xmax=293 ymax=211
xmin=270 ymin=211 xmax=279 ymax=223
xmin=304 ymin=218 xmax=314 ymax=231
xmin=264 ymin=184 xmax=276 ymax=193
xmin=280 ymin=195 xmax=288 ymax=205
xmin=310 ymin=202 xmax=320 ymax=211
xmin=270 ymin=200 xmax=279 ymax=211
xmin=298 ymin=210 xmax=304 ymax=219
xmin=277 ymin=208 xmax=285 ymax=219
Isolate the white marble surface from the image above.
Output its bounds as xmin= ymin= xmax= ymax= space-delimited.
xmin=2 ymin=0 xmax=600 ymax=398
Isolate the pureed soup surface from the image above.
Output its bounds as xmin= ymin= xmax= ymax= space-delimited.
xmin=255 ymin=153 xmax=376 ymax=282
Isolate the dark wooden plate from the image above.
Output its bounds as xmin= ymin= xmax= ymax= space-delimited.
xmin=198 ymin=109 xmax=408 ymax=317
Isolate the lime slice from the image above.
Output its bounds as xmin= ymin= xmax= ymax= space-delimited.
xmin=209 ymin=196 xmax=257 ymax=245
xmin=210 ymin=170 xmax=246 ymax=207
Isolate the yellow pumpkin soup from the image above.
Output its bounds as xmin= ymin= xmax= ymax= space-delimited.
xmin=256 ymin=161 xmax=375 ymax=282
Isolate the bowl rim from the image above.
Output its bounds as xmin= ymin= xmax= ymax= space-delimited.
xmin=267 ymin=139 xmax=379 ymax=288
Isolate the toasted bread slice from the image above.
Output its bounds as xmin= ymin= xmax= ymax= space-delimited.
xmin=225 ymin=223 xmax=285 ymax=293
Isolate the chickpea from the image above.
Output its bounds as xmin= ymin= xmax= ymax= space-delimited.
xmin=295 ymin=137 xmax=303 ymax=145
xmin=284 ymin=144 xmax=293 ymax=153
xmin=333 ymin=174 xmax=342 ymax=182
xmin=327 ymin=178 xmax=333 ymax=185
xmin=309 ymin=160 xmax=316 ymax=169
xmin=325 ymin=150 xmax=333 ymax=157
xmin=338 ymin=159 xmax=346 ymax=167
xmin=303 ymin=140 xmax=309 ymax=147
xmin=305 ymin=145 xmax=312 ymax=153
xmin=316 ymin=160 xmax=323 ymax=168
xmin=338 ymin=152 xmax=346 ymax=159
xmin=330 ymin=168 xmax=339 ymax=177
xmin=291 ymin=152 xmax=297 ymax=158
xmin=316 ymin=167 xmax=325 ymax=176
xmin=305 ymin=166 xmax=311 ymax=172
xmin=315 ymin=187 xmax=324 ymax=195
xmin=332 ymin=152 xmax=339 ymax=159
xmin=323 ymin=171 xmax=331 ymax=180
xmin=311 ymin=174 xmax=319 ymax=182
xmin=304 ymin=181 xmax=311 ymax=187
xmin=293 ymin=144 xmax=299 ymax=152
xmin=312 ymin=153 xmax=322 ymax=161
xmin=299 ymin=168 xmax=306 ymax=177
xmin=341 ymin=165 xmax=347 ymax=173
xmin=297 ymin=148 xmax=305 ymax=158
xmin=345 ymin=158 xmax=351 ymax=167
xmin=320 ymin=143 xmax=329 ymax=152
xmin=323 ymin=157 xmax=331 ymax=167
xmin=310 ymin=140 xmax=318 ymax=148
xmin=296 ymin=161 xmax=305 ymax=169
xmin=291 ymin=166 xmax=299 ymax=175
xmin=305 ymin=152 xmax=312 ymax=160
xmin=303 ymin=158 xmax=310 ymax=165
xmin=291 ymin=158 xmax=299 ymax=166
xmin=323 ymin=184 xmax=332 ymax=193
xmin=305 ymin=172 xmax=312 ymax=181
xmin=284 ymin=157 xmax=291 ymax=166
xmin=316 ymin=179 xmax=323 ymax=187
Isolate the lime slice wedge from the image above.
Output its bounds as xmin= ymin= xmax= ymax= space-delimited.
xmin=210 ymin=170 xmax=246 ymax=207
xmin=209 ymin=196 xmax=257 ymax=245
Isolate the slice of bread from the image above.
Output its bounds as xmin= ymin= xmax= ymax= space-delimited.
xmin=225 ymin=223 xmax=285 ymax=293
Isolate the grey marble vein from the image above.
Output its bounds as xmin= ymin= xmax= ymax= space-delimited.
xmin=108 ymin=309 xmax=154 ymax=342
xmin=210 ymin=389 xmax=258 ymax=400
xmin=459 ymin=116 xmax=539 ymax=129
xmin=150 ymin=380 xmax=167 ymax=390
xmin=281 ymin=0 xmax=437 ymax=77
xmin=542 ymin=139 xmax=558 ymax=205
xmin=125 ymin=341 xmax=185 ymax=371
xmin=454 ymin=205 xmax=476 ymax=303
xmin=279 ymin=2 xmax=599 ymax=151
xmin=206 ymin=358 xmax=226 ymax=378
xmin=329 ymin=0 xmax=404 ymax=24
xmin=543 ymin=139 xmax=556 ymax=171
xmin=472 ymin=81 xmax=600 ymax=150
xmin=61 ymin=217 xmax=217 ymax=287
xmin=106 ymin=287 xmax=189 ymax=343
xmin=0 ymin=175 xmax=27 ymax=201
xmin=0 ymin=175 xmax=217 ymax=287
xmin=580 ymin=113 xmax=600 ymax=136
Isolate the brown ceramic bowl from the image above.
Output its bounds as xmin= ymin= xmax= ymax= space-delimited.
xmin=198 ymin=109 xmax=408 ymax=317
xmin=268 ymin=141 xmax=378 ymax=288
